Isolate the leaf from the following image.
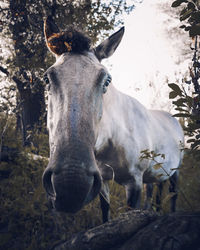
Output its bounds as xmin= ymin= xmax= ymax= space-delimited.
xmin=175 ymin=107 xmax=187 ymax=112
xmin=180 ymin=7 xmax=188 ymax=16
xmin=173 ymin=98 xmax=187 ymax=106
xmin=191 ymin=11 xmax=200 ymax=21
xmin=171 ymin=0 xmax=182 ymax=7
xmin=191 ymin=140 xmax=200 ymax=149
xmin=185 ymin=96 xmax=193 ymax=108
xmin=187 ymin=138 xmax=196 ymax=143
xmin=153 ymin=163 xmax=162 ymax=170
xmin=170 ymin=167 xmax=180 ymax=170
xmin=169 ymin=91 xmax=179 ymax=99
xmin=185 ymin=26 xmax=191 ymax=31
xmin=180 ymin=9 xmax=193 ymax=21
xmin=161 ymin=154 xmax=165 ymax=159
xmin=156 ymin=173 xmax=164 ymax=179
xmin=168 ymin=83 xmax=182 ymax=95
xmin=189 ymin=24 xmax=200 ymax=37
xmin=173 ymin=113 xmax=191 ymax=118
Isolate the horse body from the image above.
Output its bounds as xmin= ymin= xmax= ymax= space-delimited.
xmin=96 ymin=84 xmax=183 ymax=183
xmin=42 ymin=17 xmax=184 ymax=222
xmin=95 ymin=83 xmax=183 ymax=217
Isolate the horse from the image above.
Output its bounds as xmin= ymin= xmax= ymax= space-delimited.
xmin=42 ymin=16 xmax=184 ymax=223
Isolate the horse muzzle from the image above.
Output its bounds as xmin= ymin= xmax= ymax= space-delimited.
xmin=42 ymin=162 xmax=102 ymax=213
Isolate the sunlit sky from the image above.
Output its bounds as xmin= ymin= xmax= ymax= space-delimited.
xmin=0 ymin=0 xmax=192 ymax=112
xmin=103 ymin=0 xmax=191 ymax=111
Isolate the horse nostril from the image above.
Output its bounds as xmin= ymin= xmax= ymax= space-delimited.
xmin=42 ymin=169 xmax=55 ymax=198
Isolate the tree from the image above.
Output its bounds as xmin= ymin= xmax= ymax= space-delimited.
xmin=0 ymin=0 xmax=135 ymax=146
xmin=169 ymin=0 xmax=200 ymax=159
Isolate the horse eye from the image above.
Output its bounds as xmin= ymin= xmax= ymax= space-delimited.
xmin=105 ymin=75 xmax=112 ymax=87
xmin=103 ymin=75 xmax=112 ymax=94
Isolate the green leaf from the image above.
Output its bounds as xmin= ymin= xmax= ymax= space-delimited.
xmin=191 ymin=11 xmax=200 ymax=21
xmin=191 ymin=140 xmax=200 ymax=149
xmin=156 ymin=173 xmax=164 ymax=179
xmin=170 ymin=167 xmax=180 ymax=170
xmin=175 ymin=108 xmax=187 ymax=112
xmin=171 ymin=0 xmax=182 ymax=7
xmin=186 ymin=96 xmax=194 ymax=107
xmin=185 ymin=26 xmax=191 ymax=31
xmin=180 ymin=9 xmax=193 ymax=21
xmin=168 ymin=83 xmax=182 ymax=95
xmin=173 ymin=98 xmax=187 ymax=107
xmin=173 ymin=113 xmax=191 ymax=117
xmin=153 ymin=163 xmax=162 ymax=170
xmin=169 ymin=91 xmax=179 ymax=99
xmin=180 ymin=7 xmax=188 ymax=16
xmin=189 ymin=24 xmax=200 ymax=37
xmin=161 ymin=154 xmax=165 ymax=159
xmin=187 ymin=138 xmax=196 ymax=143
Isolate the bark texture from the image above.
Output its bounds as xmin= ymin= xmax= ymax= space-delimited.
xmin=53 ymin=210 xmax=200 ymax=250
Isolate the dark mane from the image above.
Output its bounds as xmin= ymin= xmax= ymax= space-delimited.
xmin=47 ymin=26 xmax=91 ymax=55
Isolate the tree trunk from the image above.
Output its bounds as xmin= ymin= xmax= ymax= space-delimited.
xmin=16 ymin=78 xmax=45 ymax=146
xmin=53 ymin=210 xmax=200 ymax=250
xmin=9 ymin=0 xmax=46 ymax=146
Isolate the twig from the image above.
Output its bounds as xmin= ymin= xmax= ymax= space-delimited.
xmin=140 ymin=150 xmax=193 ymax=211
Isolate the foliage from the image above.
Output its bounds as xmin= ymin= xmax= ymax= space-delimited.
xmin=140 ymin=149 xmax=166 ymax=176
xmin=172 ymin=0 xmax=200 ymax=37
xmin=170 ymin=0 xmax=200 ymax=159
xmin=0 ymin=114 xmax=127 ymax=249
xmin=0 ymin=0 xmax=135 ymax=145
xmin=1 ymin=2 xmax=200 ymax=249
xmin=0 ymin=2 xmax=137 ymax=249
xmin=0 ymin=120 xmax=199 ymax=249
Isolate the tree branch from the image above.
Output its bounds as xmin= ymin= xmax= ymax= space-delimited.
xmin=0 ymin=65 xmax=9 ymax=76
xmin=0 ymin=65 xmax=25 ymax=91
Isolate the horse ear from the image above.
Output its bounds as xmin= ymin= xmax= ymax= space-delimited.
xmin=94 ymin=27 xmax=125 ymax=61
xmin=44 ymin=16 xmax=62 ymax=55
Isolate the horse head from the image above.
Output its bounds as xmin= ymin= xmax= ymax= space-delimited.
xmin=42 ymin=17 xmax=124 ymax=213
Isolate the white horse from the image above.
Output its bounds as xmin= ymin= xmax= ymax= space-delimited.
xmin=42 ymin=17 xmax=184 ymax=222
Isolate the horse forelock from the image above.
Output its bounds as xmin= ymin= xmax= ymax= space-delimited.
xmin=47 ymin=26 xmax=91 ymax=55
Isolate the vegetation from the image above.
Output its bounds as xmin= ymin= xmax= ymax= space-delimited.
xmin=0 ymin=0 xmax=200 ymax=249
xmin=0 ymin=1 xmax=135 ymax=249
xmin=0 ymin=0 xmax=134 ymax=145
xmin=0 ymin=114 xmax=128 ymax=250
xmin=170 ymin=0 xmax=200 ymax=158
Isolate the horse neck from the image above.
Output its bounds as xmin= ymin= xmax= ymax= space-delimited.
xmin=96 ymin=82 xmax=150 ymax=150
xmin=95 ymin=83 xmax=126 ymax=148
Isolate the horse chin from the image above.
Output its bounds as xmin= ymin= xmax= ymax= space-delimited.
xmin=52 ymin=190 xmax=96 ymax=213
xmin=49 ymin=171 xmax=102 ymax=214
xmin=52 ymin=198 xmax=84 ymax=213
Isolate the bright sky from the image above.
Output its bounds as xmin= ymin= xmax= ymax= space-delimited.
xmin=0 ymin=0 xmax=191 ymax=113
xmin=104 ymin=0 xmax=191 ymax=111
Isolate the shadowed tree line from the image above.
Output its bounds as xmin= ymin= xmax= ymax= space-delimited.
xmin=0 ymin=1 xmax=136 ymax=249
xmin=0 ymin=0 xmax=134 ymax=146
xmin=0 ymin=1 xmax=200 ymax=249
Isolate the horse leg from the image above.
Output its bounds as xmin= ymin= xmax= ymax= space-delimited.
xmin=125 ymin=178 xmax=142 ymax=209
xmin=144 ymin=183 xmax=153 ymax=210
xmin=169 ymin=171 xmax=179 ymax=212
xmin=156 ymin=182 xmax=163 ymax=212
xmin=99 ymin=181 xmax=110 ymax=223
